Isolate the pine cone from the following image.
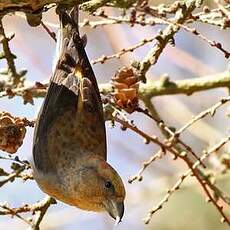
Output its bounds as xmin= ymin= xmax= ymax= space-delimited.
xmin=111 ymin=67 xmax=139 ymax=113
xmin=0 ymin=112 xmax=26 ymax=154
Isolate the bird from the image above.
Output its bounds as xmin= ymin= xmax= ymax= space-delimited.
xmin=32 ymin=6 xmax=125 ymax=223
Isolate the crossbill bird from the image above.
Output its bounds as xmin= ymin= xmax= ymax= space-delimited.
xmin=32 ymin=6 xmax=125 ymax=222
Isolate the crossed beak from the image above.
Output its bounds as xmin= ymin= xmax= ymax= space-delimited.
xmin=103 ymin=199 xmax=124 ymax=224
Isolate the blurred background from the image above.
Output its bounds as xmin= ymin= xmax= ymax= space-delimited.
xmin=0 ymin=0 xmax=230 ymax=229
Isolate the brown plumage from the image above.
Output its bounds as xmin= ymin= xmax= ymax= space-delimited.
xmin=32 ymin=6 xmax=125 ymax=222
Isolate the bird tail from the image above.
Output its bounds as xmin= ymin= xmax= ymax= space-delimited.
xmin=51 ymin=5 xmax=100 ymax=99
xmin=53 ymin=6 xmax=84 ymax=73
xmin=59 ymin=6 xmax=79 ymax=46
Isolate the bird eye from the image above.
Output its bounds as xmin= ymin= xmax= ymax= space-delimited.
xmin=105 ymin=181 xmax=112 ymax=189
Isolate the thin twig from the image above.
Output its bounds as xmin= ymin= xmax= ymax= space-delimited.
xmin=137 ymin=0 xmax=204 ymax=81
xmin=0 ymin=196 xmax=56 ymax=229
xmin=110 ymin=104 xmax=230 ymax=225
xmin=92 ymin=37 xmax=155 ymax=65
xmin=143 ymin=134 xmax=230 ymax=224
xmin=0 ymin=165 xmax=26 ymax=187
xmin=30 ymin=196 xmax=56 ymax=230
xmin=128 ymin=149 xmax=165 ymax=183
xmin=136 ymin=104 xmax=206 ymax=168
xmin=0 ymin=18 xmax=22 ymax=86
xmin=169 ymin=20 xmax=229 ymax=58
xmin=175 ymin=97 xmax=230 ymax=135
xmin=0 ymin=204 xmax=31 ymax=225
xmin=41 ymin=21 xmax=57 ymax=42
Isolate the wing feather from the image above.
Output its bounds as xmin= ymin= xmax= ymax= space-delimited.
xmin=33 ymin=8 xmax=106 ymax=173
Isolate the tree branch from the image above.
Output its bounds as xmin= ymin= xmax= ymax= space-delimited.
xmin=0 ymin=0 xmax=138 ymax=16
xmin=138 ymin=70 xmax=230 ymax=99
xmin=0 ymin=71 xmax=229 ymax=102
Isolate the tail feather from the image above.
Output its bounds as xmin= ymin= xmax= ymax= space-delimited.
xmin=60 ymin=6 xmax=79 ymax=40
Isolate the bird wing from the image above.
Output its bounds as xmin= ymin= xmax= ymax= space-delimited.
xmin=33 ymin=7 xmax=106 ymax=173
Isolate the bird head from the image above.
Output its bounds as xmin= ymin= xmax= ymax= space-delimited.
xmin=70 ymin=156 xmax=125 ymax=223
xmin=98 ymin=160 xmax=125 ymax=223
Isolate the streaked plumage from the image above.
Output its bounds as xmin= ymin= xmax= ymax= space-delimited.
xmin=32 ymin=6 xmax=125 ymax=222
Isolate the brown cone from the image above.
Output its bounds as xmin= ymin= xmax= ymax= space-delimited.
xmin=0 ymin=112 xmax=26 ymax=154
xmin=111 ymin=66 xmax=139 ymax=113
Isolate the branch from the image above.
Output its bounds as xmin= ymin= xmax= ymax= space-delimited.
xmin=107 ymin=93 xmax=230 ymax=224
xmin=109 ymin=104 xmax=230 ymax=225
xmin=143 ymin=134 xmax=230 ymax=224
xmin=0 ymin=196 xmax=56 ymax=229
xmin=92 ymin=37 xmax=155 ymax=65
xmin=136 ymin=0 xmax=204 ymax=81
xmin=0 ymin=0 xmax=138 ymax=16
xmin=30 ymin=196 xmax=56 ymax=230
xmin=176 ymin=96 xmax=230 ymax=135
xmin=0 ymin=19 xmax=25 ymax=86
xmin=138 ymin=70 xmax=230 ymax=99
xmin=137 ymin=96 xmax=230 ymax=224
xmin=0 ymin=165 xmax=26 ymax=187
xmin=128 ymin=149 xmax=166 ymax=183
xmin=1 ymin=71 xmax=229 ymax=102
